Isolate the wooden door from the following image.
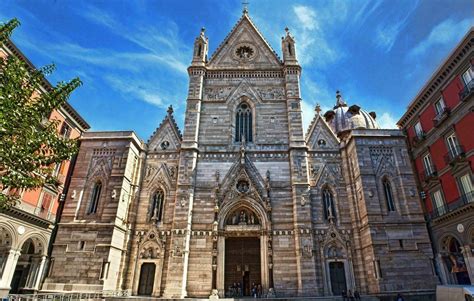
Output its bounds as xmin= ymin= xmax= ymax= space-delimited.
xmin=138 ymin=263 xmax=155 ymax=296
xmin=329 ymin=261 xmax=346 ymax=295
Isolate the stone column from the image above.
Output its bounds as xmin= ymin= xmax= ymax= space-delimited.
xmin=462 ymin=245 xmax=474 ymax=283
xmin=436 ymin=253 xmax=448 ymax=284
xmin=0 ymin=249 xmax=21 ymax=297
xmin=216 ymin=236 xmax=225 ymax=297
xmin=33 ymin=255 xmax=47 ymax=291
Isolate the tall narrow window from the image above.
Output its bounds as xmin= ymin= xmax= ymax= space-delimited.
xmin=434 ymin=98 xmax=446 ymax=115
xmin=382 ymin=178 xmax=395 ymax=211
xmin=414 ymin=121 xmax=424 ymax=138
xmin=432 ymin=190 xmax=445 ymax=216
xmin=235 ymin=102 xmax=252 ymax=143
xmin=150 ymin=190 xmax=165 ymax=222
xmin=87 ymin=181 xmax=102 ymax=214
xmin=423 ymin=154 xmax=435 ymax=176
xmin=446 ymin=133 xmax=460 ymax=158
xmin=462 ymin=67 xmax=473 ymax=86
xmin=322 ymin=187 xmax=336 ymax=220
xmin=459 ymin=174 xmax=473 ymax=202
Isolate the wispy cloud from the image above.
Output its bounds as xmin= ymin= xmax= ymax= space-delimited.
xmin=377 ymin=112 xmax=398 ymax=129
xmin=80 ymin=6 xmax=189 ymax=75
xmin=291 ymin=4 xmax=345 ymax=67
xmin=408 ymin=18 xmax=473 ymax=59
xmin=104 ymin=75 xmax=166 ymax=107
xmin=374 ymin=0 xmax=419 ymax=52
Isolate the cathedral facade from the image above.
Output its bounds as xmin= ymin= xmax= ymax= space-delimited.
xmin=43 ymin=11 xmax=438 ymax=298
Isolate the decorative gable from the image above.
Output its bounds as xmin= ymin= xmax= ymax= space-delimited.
xmin=148 ymin=106 xmax=182 ymax=152
xmin=306 ymin=114 xmax=339 ymax=150
xmin=208 ymin=13 xmax=281 ymax=69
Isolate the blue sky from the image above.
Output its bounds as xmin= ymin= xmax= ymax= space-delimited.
xmin=1 ymin=0 xmax=472 ymax=140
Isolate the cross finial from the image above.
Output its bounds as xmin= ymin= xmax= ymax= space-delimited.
xmin=315 ymin=103 xmax=321 ymax=115
xmin=242 ymin=0 xmax=249 ymax=14
xmin=167 ymin=105 xmax=173 ymax=115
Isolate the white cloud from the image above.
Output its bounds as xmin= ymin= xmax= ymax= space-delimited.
xmin=408 ymin=18 xmax=473 ymax=59
xmin=374 ymin=0 xmax=419 ymax=52
xmin=293 ymin=6 xmax=318 ymax=30
xmin=104 ymin=75 xmax=167 ymax=108
xmin=377 ymin=112 xmax=398 ymax=129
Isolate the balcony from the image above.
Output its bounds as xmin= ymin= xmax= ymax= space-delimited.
xmin=459 ymin=79 xmax=474 ymax=101
xmin=444 ymin=145 xmax=466 ymax=165
xmin=412 ymin=132 xmax=426 ymax=146
xmin=419 ymin=167 xmax=438 ymax=183
xmin=432 ymin=107 xmax=450 ymax=127
xmin=429 ymin=190 xmax=474 ymax=220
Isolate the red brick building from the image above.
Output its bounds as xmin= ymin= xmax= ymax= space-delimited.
xmin=397 ymin=29 xmax=473 ymax=286
xmin=0 ymin=38 xmax=89 ymax=297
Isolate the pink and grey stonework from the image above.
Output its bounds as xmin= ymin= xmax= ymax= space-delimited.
xmin=43 ymin=11 xmax=437 ymax=299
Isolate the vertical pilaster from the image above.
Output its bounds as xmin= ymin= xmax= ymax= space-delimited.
xmin=163 ymin=63 xmax=205 ymax=298
xmin=0 ymin=249 xmax=20 ymax=297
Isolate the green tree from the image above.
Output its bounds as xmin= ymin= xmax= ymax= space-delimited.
xmin=0 ymin=18 xmax=81 ymax=209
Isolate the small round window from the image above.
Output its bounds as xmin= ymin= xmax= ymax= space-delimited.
xmin=160 ymin=141 xmax=170 ymax=150
xmin=317 ymin=139 xmax=326 ymax=146
xmin=236 ymin=179 xmax=250 ymax=193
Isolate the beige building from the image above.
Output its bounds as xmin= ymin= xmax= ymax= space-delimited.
xmin=43 ymin=11 xmax=438 ymax=299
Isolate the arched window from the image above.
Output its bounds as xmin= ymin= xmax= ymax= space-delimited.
xmin=382 ymin=178 xmax=395 ymax=211
xmin=235 ymin=102 xmax=252 ymax=143
xmin=87 ymin=181 xmax=102 ymax=214
xmin=150 ymin=190 xmax=165 ymax=222
xmin=322 ymin=187 xmax=336 ymax=221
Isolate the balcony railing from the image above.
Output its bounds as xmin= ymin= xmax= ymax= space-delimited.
xmin=429 ymin=190 xmax=474 ymax=219
xmin=412 ymin=132 xmax=426 ymax=146
xmin=420 ymin=167 xmax=438 ymax=183
xmin=459 ymin=79 xmax=474 ymax=101
xmin=444 ymin=145 xmax=466 ymax=165
xmin=432 ymin=107 xmax=450 ymax=127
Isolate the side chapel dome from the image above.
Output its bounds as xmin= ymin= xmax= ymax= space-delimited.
xmin=324 ymin=91 xmax=379 ymax=137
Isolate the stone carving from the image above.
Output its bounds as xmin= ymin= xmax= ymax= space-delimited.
xmin=370 ymin=146 xmax=396 ymax=175
xmin=227 ymin=208 xmax=259 ymax=225
xmin=302 ymin=237 xmax=312 ymax=258
xmin=204 ymin=87 xmax=233 ymax=100
xmin=256 ymin=87 xmax=285 ymax=100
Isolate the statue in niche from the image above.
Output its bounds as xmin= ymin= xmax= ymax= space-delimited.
xmin=249 ymin=213 xmax=255 ymax=225
xmin=239 ymin=210 xmax=248 ymax=224
xmin=231 ymin=212 xmax=239 ymax=225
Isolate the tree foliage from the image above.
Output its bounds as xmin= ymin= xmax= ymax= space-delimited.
xmin=0 ymin=18 xmax=81 ymax=210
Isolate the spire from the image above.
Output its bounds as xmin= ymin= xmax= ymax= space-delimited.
xmin=315 ymin=103 xmax=321 ymax=115
xmin=192 ymin=27 xmax=208 ymax=65
xmin=281 ymin=27 xmax=298 ymax=64
xmin=334 ymin=90 xmax=347 ymax=109
xmin=242 ymin=0 xmax=249 ymax=14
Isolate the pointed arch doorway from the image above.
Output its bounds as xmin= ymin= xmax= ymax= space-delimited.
xmin=216 ymin=201 xmax=271 ymax=298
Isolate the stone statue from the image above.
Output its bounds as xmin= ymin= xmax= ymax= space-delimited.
xmin=239 ymin=210 xmax=247 ymax=224
xmin=232 ymin=213 xmax=238 ymax=225
xmin=249 ymin=213 xmax=255 ymax=225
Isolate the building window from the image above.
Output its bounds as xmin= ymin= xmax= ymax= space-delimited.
xmin=322 ymin=187 xmax=336 ymax=221
xmin=59 ymin=122 xmax=71 ymax=139
xmin=434 ymin=98 xmax=446 ymax=115
xmin=235 ymin=102 xmax=252 ymax=143
xmin=100 ymin=261 xmax=110 ymax=280
xmin=432 ymin=190 xmax=445 ymax=216
xmin=423 ymin=153 xmax=435 ymax=176
xmin=382 ymin=178 xmax=395 ymax=211
xmin=87 ymin=181 xmax=102 ymax=214
xmin=459 ymin=174 xmax=473 ymax=202
xmin=150 ymin=189 xmax=165 ymax=222
xmin=446 ymin=133 xmax=461 ymax=158
xmin=78 ymin=241 xmax=85 ymax=251
xmin=462 ymin=67 xmax=473 ymax=86
xmin=414 ymin=121 xmax=424 ymax=138
xmin=373 ymin=259 xmax=382 ymax=279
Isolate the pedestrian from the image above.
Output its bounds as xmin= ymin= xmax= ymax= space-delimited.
xmin=348 ymin=289 xmax=354 ymax=301
xmin=354 ymin=290 xmax=361 ymax=301
xmin=396 ymin=293 xmax=404 ymax=301
xmin=342 ymin=290 xmax=347 ymax=301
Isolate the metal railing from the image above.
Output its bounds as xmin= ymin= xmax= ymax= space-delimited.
xmin=420 ymin=166 xmax=438 ymax=182
xmin=444 ymin=145 xmax=465 ymax=165
xmin=459 ymin=78 xmax=474 ymax=100
xmin=429 ymin=190 xmax=474 ymax=219
xmin=412 ymin=131 xmax=426 ymax=145
xmin=433 ymin=107 xmax=450 ymax=127
xmin=8 ymin=290 xmax=130 ymax=301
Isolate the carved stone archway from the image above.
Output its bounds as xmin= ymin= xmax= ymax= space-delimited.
xmin=216 ymin=197 xmax=271 ymax=298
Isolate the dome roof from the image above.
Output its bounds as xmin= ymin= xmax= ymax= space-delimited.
xmin=324 ymin=91 xmax=379 ymax=137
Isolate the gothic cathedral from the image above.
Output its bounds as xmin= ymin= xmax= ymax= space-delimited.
xmin=43 ymin=10 xmax=437 ymax=298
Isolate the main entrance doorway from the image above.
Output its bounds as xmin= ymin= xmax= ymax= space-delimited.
xmin=138 ymin=263 xmax=155 ymax=296
xmin=329 ymin=261 xmax=346 ymax=295
xmin=225 ymin=237 xmax=261 ymax=296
